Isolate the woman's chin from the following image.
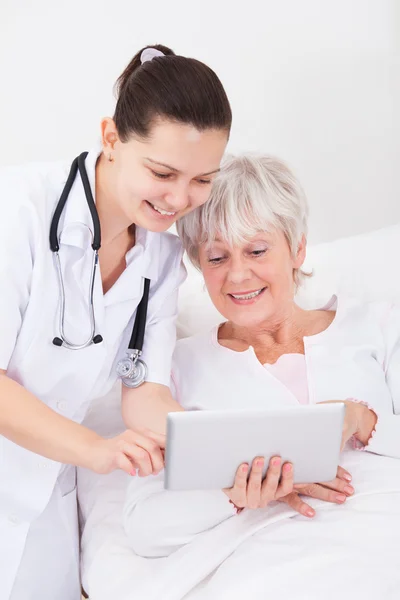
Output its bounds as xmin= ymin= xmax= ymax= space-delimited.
xmin=135 ymin=213 xmax=177 ymax=233
xmin=219 ymin=297 xmax=274 ymax=328
xmin=222 ymin=309 xmax=271 ymax=330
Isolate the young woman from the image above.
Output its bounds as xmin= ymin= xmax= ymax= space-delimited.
xmin=0 ymin=44 xmax=231 ymax=600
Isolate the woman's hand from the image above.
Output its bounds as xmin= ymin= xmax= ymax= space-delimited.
xmin=223 ymin=456 xmax=293 ymax=510
xmin=279 ymin=465 xmax=354 ymax=517
xmin=87 ymin=429 xmax=166 ymax=476
xmin=319 ymin=400 xmax=377 ymax=449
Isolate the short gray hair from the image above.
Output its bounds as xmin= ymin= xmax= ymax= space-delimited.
xmin=177 ymin=153 xmax=310 ymax=285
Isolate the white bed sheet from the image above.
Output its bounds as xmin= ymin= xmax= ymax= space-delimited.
xmin=78 ymin=387 xmax=400 ymax=600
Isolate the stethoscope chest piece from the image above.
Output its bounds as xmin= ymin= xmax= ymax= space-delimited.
xmin=116 ymin=353 xmax=148 ymax=388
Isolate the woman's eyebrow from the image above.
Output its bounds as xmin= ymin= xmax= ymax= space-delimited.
xmin=144 ymin=158 xmax=220 ymax=177
xmin=145 ymin=158 xmax=179 ymax=172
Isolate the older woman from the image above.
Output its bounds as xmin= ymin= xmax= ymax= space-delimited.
xmin=123 ymin=155 xmax=400 ymax=600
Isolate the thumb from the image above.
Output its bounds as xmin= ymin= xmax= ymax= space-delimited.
xmin=281 ymin=492 xmax=315 ymax=518
xmin=143 ymin=429 xmax=167 ymax=449
xmin=116 ymin=452 xmax=137 ymax=476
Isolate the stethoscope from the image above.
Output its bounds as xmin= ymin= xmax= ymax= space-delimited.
xmin=49 ymin=151 xmax=149 ymax=388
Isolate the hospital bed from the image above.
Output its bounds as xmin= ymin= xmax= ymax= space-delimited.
xmin=78 ymin=223 xmax=400 ymax=600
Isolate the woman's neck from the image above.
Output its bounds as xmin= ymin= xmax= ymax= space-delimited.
xmin=225 ymin=304 xmax=306 ymax=351
xmin=219 ymin=304 xmax=336 ymax=357
xmin=95 ymin=153 xmax=133 ymax=246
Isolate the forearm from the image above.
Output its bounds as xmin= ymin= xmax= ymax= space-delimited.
xmin=124 ymin=474 xmax=235 ymax=557
xmin=122 ymin=382 xmax=183 ymax=434
xmin=363 ymin=413 xmax=400 ymax=459
xmin=0 ymin=372 xmax=101 ymax=467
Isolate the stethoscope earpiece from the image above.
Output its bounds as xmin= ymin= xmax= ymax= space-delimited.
xmin=52 ymin=335 xmax=103 ymax=347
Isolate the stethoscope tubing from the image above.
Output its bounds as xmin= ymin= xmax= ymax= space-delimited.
xmin=49 ymin=151 xmax=149 ymax=387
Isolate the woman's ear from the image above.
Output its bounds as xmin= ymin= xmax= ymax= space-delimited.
xmin=293 ymin=234 xmax=307 ymax=269
xmin=100 ymin=117 xmax=119 ymax=153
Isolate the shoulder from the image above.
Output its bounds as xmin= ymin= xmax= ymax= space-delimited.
xmin=173 ymin=328 xmax=217 ymax=365
xmin=0 ymin=159 xmax=69 ymax=224
xmin=337 ymin=295 xmax=394 ymax=323
xmin=147 ymin=231 xmax=186 ymax=294
xmin=157 ymin=231 xmax=184 ymax=268
xmin=329 ymin=295 xmax=398 ymax=345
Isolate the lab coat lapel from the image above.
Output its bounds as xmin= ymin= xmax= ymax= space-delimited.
xmin=103 ymin=228 xmax=161 ymax=308
xmin=100 ymin=230 xmax=161 ymax=352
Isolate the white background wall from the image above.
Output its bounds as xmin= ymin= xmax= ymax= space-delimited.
xmin=1 ymin=0 xmax=399 ymax=243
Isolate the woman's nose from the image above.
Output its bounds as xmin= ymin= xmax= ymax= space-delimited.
xmin=227 ymin=260 xmax=252 ymax=284
xmin=165 ymin=184 xmax=189 ymax=211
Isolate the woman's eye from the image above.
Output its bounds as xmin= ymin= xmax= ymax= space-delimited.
xmin=208 ymin=256 xmax=225 ymax=264
xmin=152 ymin=171 xmax=171 ymax=180
xmin=197 ymin=179 xmax=212 ymax=185
xmin=251 ymin=249 xmax=267 ymax=257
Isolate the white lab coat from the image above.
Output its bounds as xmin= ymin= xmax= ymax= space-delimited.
xmin=0 ymin=146 xmax=185 ymax=600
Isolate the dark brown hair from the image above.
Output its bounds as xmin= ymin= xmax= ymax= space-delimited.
xmin=114 ymin=44 xmax=232 ymax=141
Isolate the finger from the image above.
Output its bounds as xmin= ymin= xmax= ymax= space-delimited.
xmin=281 ymin=492 xmax=315 ymax=518
xmin=260 ymin=456 xmax=281 ymax=507
xmin=247 ymin=457 xmax=264 ymax=509
xmin=320 ymin=476 xmax=354 ymax=496
xmin=336 ymin=465 xmax=352 ymax=483
xmin=115 ymin=452 xmax=137 ymax=477
xmin=121 ymin=443 xmax=153 ymax=477
xmin=227 ymin=463 xmax=249 ymax=507
xmin=296 ymin=482 xmax=347 ymax=505
xmin=275 ymin=462 xmax=294 ymax=499
xmin=127 ymin=432 xmax=165 ymax=474
xmin=141 ymin=429 xmax=167 ymax=449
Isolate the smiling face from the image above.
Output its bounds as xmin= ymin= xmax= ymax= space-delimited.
xmin=198 ymin=229 xmax=306 ymax=328
xmin=101 ymin=118 xmax=228 ymax=233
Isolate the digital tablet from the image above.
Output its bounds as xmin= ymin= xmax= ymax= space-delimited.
xmin=164 ymin=404 xmax=345 ymax=490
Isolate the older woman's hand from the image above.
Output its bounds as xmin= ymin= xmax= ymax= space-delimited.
xmin=279 ymin=465 xmax=354 ymax=517
xmin=223 ymin=456 xmax=293 ymax=511
xmin=319 ymin=400 xmax=377 ymax=449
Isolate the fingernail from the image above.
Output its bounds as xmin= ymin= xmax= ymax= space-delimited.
xmin=343 ymin=473 xmax=352 ymax=482
xmin=283 ymin=463 xmax=292 ymax=473
xmin=130 ymin=469 xmax=136 ymax=476
xmin=272 ymin=458 xmax=281 ymax=467
xmin=344 ymin=485 xmax=354 ymax=495
xmin=306 ymin=509 xmax=315 ymax=517
xmin=256 ymin=459 xmax=264 ymax=467
xmin=336 ymin=494 xmax=346 ymax=503
xmin=242 ymin=464 xmax=248 ymax=472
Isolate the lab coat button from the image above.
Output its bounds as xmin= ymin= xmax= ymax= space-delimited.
xmin=8 ymin=514 xmax=20 ymax=525
xmin=57 ymin=400 xmax=67 ymax=411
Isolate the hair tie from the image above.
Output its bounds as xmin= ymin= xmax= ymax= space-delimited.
xmin=140 ymin=48 xmax=165 ymax=64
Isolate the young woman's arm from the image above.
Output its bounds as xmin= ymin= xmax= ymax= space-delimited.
xmin=0 ymin=187 xmax=161 ymax=476
xmin=121 ymin=254 xmax=186 ymax=433
xmin=0 ymin=370 xmax=164 ymax=475
xmin=122 ymin=381 xmax=182 ymax=434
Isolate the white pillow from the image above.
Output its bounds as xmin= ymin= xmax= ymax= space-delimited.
xmin=297 ymin=222 xmax=400 ymax=308
xmin=177 ymin=223 xmax=400 ymax=339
